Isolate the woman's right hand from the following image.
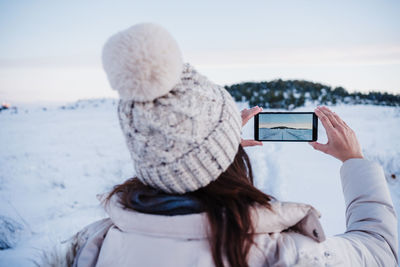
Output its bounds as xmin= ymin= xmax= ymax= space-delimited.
xmin=309 ymin=106 xmax=364 ymax=162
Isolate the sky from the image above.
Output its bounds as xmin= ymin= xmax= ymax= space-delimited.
xmin=259 ymin=113 xmax=313 ymax=129
xmin=0 ymin=0 xmax=399 ymax=104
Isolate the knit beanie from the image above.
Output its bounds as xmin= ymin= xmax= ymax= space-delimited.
xmin=102 ymin=23 xmax=242 ymax=194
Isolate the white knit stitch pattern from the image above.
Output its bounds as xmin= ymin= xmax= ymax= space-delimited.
xmin=117 ymin=64 xmax=242 ymax=193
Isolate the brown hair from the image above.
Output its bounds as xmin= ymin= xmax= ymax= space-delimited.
xmin=106 ymin=145 xmax=273 ymax=267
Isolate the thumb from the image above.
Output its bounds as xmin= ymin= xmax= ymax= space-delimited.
xmin=309 ymin=141 xmax=328 ymax=153
xmin=241 ymin=139 xmax=263 ymax=147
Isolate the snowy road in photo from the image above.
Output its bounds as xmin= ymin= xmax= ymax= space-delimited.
xmin=259 ymin=128 xmax=312 ymax=141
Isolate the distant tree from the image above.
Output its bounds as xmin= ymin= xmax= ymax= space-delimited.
xmin=333 ymin=86 xmax=348 ymax=97
xmin=225 ymin=79 xmax=400 ymax=109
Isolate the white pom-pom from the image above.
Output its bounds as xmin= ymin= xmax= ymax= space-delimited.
xmin=102 ymin=23 xmax=183 ymax=102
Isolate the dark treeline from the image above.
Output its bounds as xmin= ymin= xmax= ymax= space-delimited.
xmin=225 ymin=79 xmax=400 ymax=110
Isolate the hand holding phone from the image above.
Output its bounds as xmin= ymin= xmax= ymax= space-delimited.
xmin=241 ymin=106 xmax=263 ymax=147
xmin=309 ymin=106 xmax=363 ymax=162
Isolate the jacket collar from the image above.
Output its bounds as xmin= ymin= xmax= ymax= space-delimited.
xmin=97 ymin=193 xmax=325 ymax=242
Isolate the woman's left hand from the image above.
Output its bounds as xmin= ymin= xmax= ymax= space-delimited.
xmin=240 ymin=106 xmax=263 ymax=147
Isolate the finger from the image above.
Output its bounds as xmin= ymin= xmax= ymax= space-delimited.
xmin=241 ymin=106 xmax=263 ymax=126
xmin=331 ymin=111 xmax=349 ymax=128
xmin=319 ymin=106 xmax=340 ymax=127
xmin=240 ymin=108 xmax=248 ymax=114
xmin=241 ymin=106 xmax=260 ymax=115
xmin=308 ymin=141 xmax=329 ymax=153
xmin=331 ymin=111 xmax=343 ymax=124
xmin=240 ymin=108 xmax=249 ymax=126
xmin=315 ymin=107 xmax=334 ymax=131
xmin=342 ymin=119 xmax=350 ymax=128
xmin=247 ymin=106 xmax=262 ymax=117
xmin=323 ymin=107 xmax=350 ymax=132
xmin=241 ymin=139 xmax=263 ymax=147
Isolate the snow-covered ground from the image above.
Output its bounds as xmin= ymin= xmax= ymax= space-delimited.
xmin=259 ymin=128 xmax=312 ymax=141
xmin=0 ymin=99 xmax=399 ymax=266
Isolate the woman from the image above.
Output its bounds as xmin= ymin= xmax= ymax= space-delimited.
xmin=64 ymin=23 xmax=397 ymax=266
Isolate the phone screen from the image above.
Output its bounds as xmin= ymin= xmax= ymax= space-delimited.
xmin=254 ymin=112 xmax=318 ymax=142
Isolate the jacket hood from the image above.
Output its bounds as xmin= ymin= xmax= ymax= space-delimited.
xmin=97 ymin=193 xmax=326 ymax=242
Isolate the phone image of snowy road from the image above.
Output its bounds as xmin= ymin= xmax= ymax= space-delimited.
xmin=258 ymin=113 xmax=313 ymax=141
xmin=259 ymin=127 xmax=312 ymax=140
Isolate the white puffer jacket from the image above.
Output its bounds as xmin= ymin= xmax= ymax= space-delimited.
xmin=63 ymin=158 xmax=398 ymax=266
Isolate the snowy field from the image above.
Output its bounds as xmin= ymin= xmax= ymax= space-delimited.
xmin=259 ymin=128 xmax=312 ymax=141
xmin=0 ymin=99 xmax=399 ymax=266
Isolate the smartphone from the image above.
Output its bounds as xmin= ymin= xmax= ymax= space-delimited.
xmin=254 ymin=112 xmax=318 ymax=142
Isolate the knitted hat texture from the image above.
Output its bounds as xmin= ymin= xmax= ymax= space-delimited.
xmin=102 ymin=23 xmax=242 ymax=194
